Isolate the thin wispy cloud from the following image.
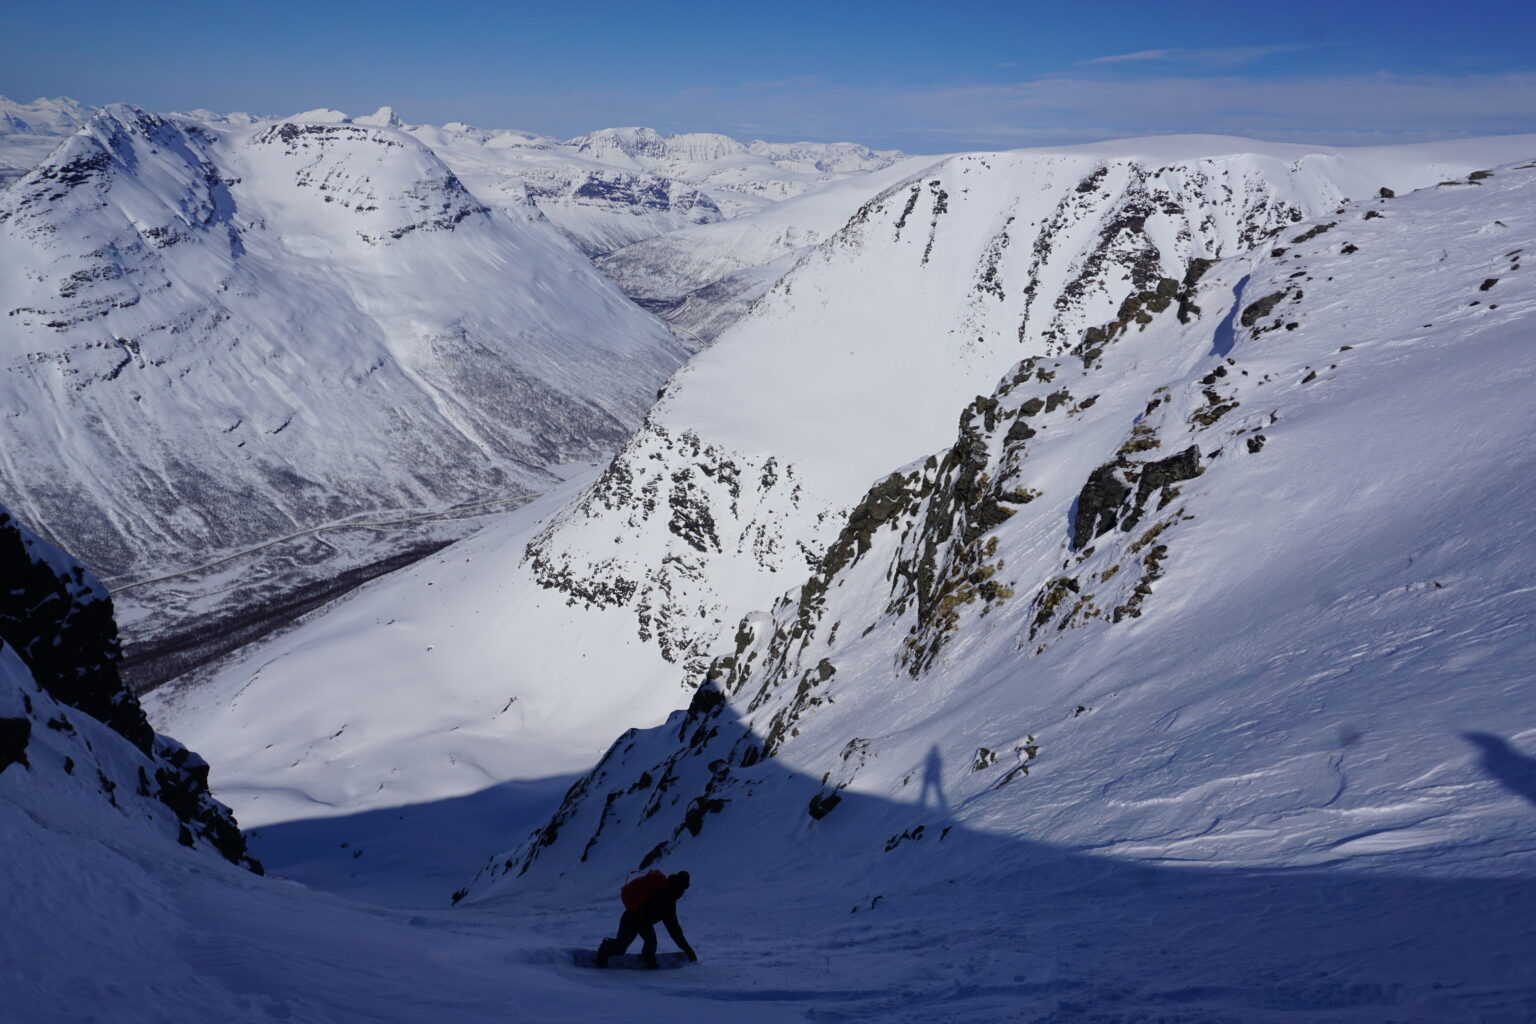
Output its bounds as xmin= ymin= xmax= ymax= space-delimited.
xmin=1081 ymin=45 xmax=1313 ymax=67
xmin=456 ymin=68 xmax=1536 ymax=152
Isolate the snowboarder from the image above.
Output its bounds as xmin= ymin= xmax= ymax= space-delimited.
xmin=596 ymin=870 xmax=698 ymax=969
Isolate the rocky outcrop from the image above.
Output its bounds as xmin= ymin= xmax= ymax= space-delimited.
xmin=0 ymin=507 xmax=259 ymax=870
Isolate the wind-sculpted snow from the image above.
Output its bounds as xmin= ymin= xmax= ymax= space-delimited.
xmin=529 ymin=136 xmax=1533 ymax=686
xmin=461 ymin=162 xmax=1536 ymax=1021
xmin=0 ymin=104 xmax=687 ymax=655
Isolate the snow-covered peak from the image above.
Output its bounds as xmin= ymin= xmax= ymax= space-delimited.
xmin=565 ymin=125 xmax=674 ymax=165
xmin=355 ymin=105 xmax=406 ymax=129
xmin=657 ymin=131 xmax=749 ymax=163
xmin=286 ymin=106 xmax=352 ymax=123
xmin=0 ymin=94 xmax=93 ymax=136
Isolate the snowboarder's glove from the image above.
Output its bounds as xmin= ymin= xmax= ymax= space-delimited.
xmin=685 ymin=948 xmax=698 ymax=963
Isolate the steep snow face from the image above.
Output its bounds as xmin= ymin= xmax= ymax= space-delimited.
xmin=529 ymin=136 xmax=1536 ymax=683
xmin=0 ymin=504 xmax=256 ymax=868
xmin=0 ymin=105 xmax=686 ymax=652
xmin=462 ymin=162 xmax=1536 ymax=1021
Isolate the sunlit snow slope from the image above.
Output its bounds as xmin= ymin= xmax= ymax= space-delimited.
xmin=161 ymin=136 xmax=1533 ymax=858
xmin=594 ymin=154 xmax=942 ymax=347
xmin=464 ymin=158 xmax=1536 ymax=1024
xmin=147 ymin=468 xmax=700 ymax=828
xmin=528 ymin=134 xmax=1536 ymax=686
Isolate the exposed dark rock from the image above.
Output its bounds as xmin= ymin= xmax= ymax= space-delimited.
xmin=0 ymin=715 xmax=30 ymax=773
xmin=0 ymin=511 xmax=150 ymax=749
xmin=1132 ymin=446 xmax=1203 ymax=515
xmin=0 ymin=508 xmax=260 ymax=871
xmin=1378 ymin=187 xmax=1395 ymax=199
xmin=1240 ymin=292 xmax=1287 ymax=328
xmin=683 ymin=796 xmax=726 ymax=836
xmin=808 ymin=790 xmax=842 ymax=820
xmin=970 ymin=748 xmax=998 ymax=772
xmin=1290 ymin=222 xmax=1336 ymax=245
xmin=1072 ymin=464 xmax=1131 ymax=550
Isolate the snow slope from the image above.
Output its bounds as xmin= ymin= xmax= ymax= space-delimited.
xmin=2 ymin=503 xmax=800 ymax=1024
xmin=0 ymin=104 xmax=687 ymax=661
xmin=146 ymin=466 xmax=704 ymax=830
xmin=463 ymin=158 xmax=1536 ymax=1022
xmin=594 ymin=154 xmax=942 ymax=347
xmin=159 ymin=135 xmax=1536 ymax=842
xmin=528 ymin=134 xmax=1536 ymax=688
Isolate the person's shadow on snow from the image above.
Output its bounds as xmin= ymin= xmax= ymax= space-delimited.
xmin=918 ymin=744 xmax=951 ymax=815
xmin=1464 ymin=733 xmax=1536 ymax=809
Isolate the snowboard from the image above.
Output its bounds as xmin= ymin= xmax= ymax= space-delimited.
xmin=570 ymin=948 xmax=690 ymax=970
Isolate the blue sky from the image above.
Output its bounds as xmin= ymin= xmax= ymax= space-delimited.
xmin=3 ymin=0 xmax=1533 ymax=149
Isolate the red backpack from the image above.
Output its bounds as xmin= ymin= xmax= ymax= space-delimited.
xmin=620 ymin=870 xmax=668 ymax=912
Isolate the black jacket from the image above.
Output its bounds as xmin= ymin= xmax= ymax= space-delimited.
xmin=634 ymin=887 xmax=691 ymax=953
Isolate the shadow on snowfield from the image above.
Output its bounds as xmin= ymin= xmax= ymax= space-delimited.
xmin=251 ymin=771 xmax=582 ymax=907
xmin=1465 ymin=732 xmax=1536 ymax=810
xmin=447 ymin=687 xmax=1536 ymax=1022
